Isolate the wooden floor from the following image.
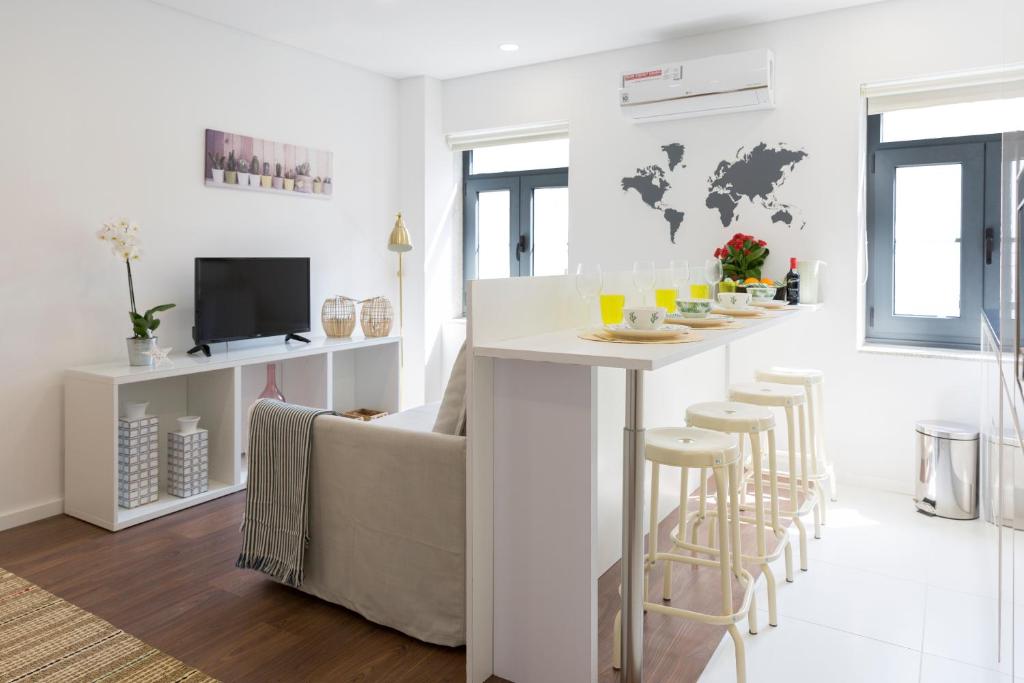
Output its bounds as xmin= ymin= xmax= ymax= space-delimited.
xmin=0 ymin=492 xmax=792 ymax=682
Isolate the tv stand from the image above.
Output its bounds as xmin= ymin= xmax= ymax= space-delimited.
xmin=187 ymin=344 xmax=211 ymax=357
xmin=64 ymin=335 xmax=400 ymax=531
xmin=285 ymin=333 xmax=311 ymax=344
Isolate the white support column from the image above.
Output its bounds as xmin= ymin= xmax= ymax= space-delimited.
xmin=492 ymin=358 xmax=598 ymax=683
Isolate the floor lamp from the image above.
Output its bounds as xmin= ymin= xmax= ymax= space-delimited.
xmin=387 ymin=212 xmax=412 ymax=365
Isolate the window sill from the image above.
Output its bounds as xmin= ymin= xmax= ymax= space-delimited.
xmin=857 ymin=341 xmax=981 ymax=362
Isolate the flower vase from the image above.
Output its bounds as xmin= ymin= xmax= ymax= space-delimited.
xmin=259 ymin=364 xmax=285 ymax=402
xmin=127 ymin=337 xmax=157 ymax=367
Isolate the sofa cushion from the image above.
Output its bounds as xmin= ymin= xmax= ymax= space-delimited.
xmin=432 ymin=343 xmax=467 ymax=436
xmin=371 ymin=402 xmax=441 ymax=433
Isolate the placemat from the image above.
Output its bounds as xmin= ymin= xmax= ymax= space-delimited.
xmin=578 ymin=330 xmax=705 ymax=345
xmin=666 ymin=317 xmax=743 ymax=330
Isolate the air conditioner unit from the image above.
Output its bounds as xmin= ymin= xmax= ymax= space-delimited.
xmin=619 ymin=49 xmax=774 ymax=122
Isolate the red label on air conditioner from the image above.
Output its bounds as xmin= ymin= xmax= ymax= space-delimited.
xmin=623 ymin=69 xmax=663 ymax=83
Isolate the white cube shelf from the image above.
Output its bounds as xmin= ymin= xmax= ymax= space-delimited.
xmin=65 ymin=335 xmax=400 ymax=531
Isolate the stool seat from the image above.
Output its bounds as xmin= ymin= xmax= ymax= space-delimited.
xmin=646 ymin=427 xmax=738 ymax=469
xmin=755 ymin=367 xmax=824 ymax=386
xmin=687 ymin=401 xmax=775 ymax=433
xmin=730 ymin=382 xmax=805 ymax=408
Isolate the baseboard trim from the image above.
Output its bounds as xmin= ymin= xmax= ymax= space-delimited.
xmin=0 ymin=498 xmax=64 ymax=532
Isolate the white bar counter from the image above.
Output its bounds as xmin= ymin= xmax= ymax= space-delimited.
xmin=465 ymin=273 xmax=819 ymax=683
xmin=474 ymin=306 xmax=817 ymax=371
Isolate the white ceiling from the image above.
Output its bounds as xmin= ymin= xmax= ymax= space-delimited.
xmin=151 ymin=0 xmax=888 ymax=80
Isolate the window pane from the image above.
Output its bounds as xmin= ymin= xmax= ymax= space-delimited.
xmin=881 ymin=97 xmax=1024 ymax=142
xmin=892 ymin=164 xmax=962 ymax=317
xmin=477 ymin=190 xmax=510 ymax=279
xmin=532 ymin=187 xmax=569 ymax=276
xmin=471 ymin=139 xmax=569 ymax=174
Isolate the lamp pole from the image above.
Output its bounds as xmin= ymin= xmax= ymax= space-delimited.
xmin=387 ymin=212 xmax=412 ymax=366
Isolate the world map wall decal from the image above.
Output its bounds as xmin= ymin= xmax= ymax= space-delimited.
xmin=621 ymin=141 xmax=809 ymax=243
xmin=620 ymin=144 xmax=688 ymax=243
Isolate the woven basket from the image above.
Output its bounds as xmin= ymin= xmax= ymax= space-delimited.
xmin=360 ymin=296 xmax=394 ymax=338
xmin=322 ymin=296 xmax=357 ymax=338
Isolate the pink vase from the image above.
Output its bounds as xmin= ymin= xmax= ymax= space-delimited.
xmin=258 ymin=364 xmax=285 ymax=402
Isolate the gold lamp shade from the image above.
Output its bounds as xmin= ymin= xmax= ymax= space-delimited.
xmin=387 ymin=212 xmax=412 ymax=253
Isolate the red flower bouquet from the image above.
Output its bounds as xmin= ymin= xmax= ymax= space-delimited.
xmin=715 ymin=232 xmax=769 ymax=281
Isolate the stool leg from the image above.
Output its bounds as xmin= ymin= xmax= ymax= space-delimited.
xmin=799 ymin=404 xmax=822 ymax=541
xmin=726 ymin=462 xmax=757 ymax=636
xmin=665 ymin=466 xmax=687 ymax=601
xmin=612 ymin=610 xmax=621 ymax=670
xmin=728 ymin=623 xmax=748 ymax=683
xmin=786 ymin=405 xmax=808 ymax=572
xmin=767 ymin=428 xmax=794 ymax=583
xmin=816 ymin=382 xmax=838 ymax=502
xmin=806 ymin=385 xmax=827 ymax=527
xmin=691 ymin=468 xmax=709 ymax=554
xmin=737 ymin=433 xmax=748 ymax=508
xmin=749 ymin=434 xmax=777 ymax=627
xmin=646 ymin=462 xmax=659 ymax=606
xmin=713 ymin=465 xmax=733 ymax=614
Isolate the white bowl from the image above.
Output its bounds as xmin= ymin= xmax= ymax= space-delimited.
xmin=623 ymin=306 xmax=667 ymax=330
xmin=717 ymin=292 xmax=752 ymax=309
xmin=121 ymin=402 xmax=149 ymax=419
xmin=176 ymin=416 xmax=201 ymax=434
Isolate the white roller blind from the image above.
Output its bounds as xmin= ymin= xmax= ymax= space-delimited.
xmin=446 ymin=121 xmax=569 ymax=151
xmin=863 ymin=63 xmax=1024 ymax=114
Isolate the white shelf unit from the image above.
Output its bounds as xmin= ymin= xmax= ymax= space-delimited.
xmin=65 ymin=335 xmax=400 ymax=531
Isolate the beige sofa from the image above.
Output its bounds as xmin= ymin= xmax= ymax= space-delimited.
xmin=298 ymin=352 xmax=467 ymax=647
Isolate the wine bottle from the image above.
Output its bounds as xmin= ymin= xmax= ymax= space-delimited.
xmin=785 ymin=257 xmax=800 ymax=305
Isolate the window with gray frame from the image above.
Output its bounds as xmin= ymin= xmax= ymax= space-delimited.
xmin=462 ymin=149 xmax=569 ymax=309
xmin=866 ymin=114 xmax=1000 ymax=349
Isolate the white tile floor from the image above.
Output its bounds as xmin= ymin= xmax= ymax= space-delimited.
xmin=698 ymin=485 xmax=1021 ymax=682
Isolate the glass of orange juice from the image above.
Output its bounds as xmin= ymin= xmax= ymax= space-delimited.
xmin=690 ymin=283 xmax=710 ymax=299
xmin=599 ymin=294 xmax=626 ymax=325
xmin=655 ymin=288 xmax=677 ymax=315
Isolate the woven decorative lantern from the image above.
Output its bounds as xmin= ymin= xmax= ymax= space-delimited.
xmin=359 ymin=296 xmax=394 ymax=338
xmin=321 ymin=296 xmax=357 ymax=338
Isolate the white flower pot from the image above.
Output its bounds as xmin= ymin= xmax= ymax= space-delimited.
xmin=211 ymin=168 xmax=224 ymax=183
xmin=249 ymin=174 xmax=261 ymax=187
xmin=126 ymin=337 xmax=157 ymax=367
xmin=237 ymin=172 xmax=250 ymax=187
xmin=176 ymin=416 xmax=201 ymax=434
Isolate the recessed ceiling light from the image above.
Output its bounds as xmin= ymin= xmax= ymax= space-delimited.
xmin=499 ymin=43 xmax=519 ymax=52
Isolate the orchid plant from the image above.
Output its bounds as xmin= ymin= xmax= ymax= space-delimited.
xmin=96 ymin=219 xmax=175 ymax=339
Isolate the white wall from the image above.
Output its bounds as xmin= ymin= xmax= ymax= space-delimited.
xmin=443 ymin=0 xmax=1021 ymax=495
xmin=442 ymin=0 xmax=1023 ymax=565
xmin=0 ymin=0 xmax=401 ymax=528
xmin=399 ymin=77 xmax=462 ymax=404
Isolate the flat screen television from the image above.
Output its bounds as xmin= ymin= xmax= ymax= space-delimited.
xmin=190 ymin=257 xmax=310 ymax=355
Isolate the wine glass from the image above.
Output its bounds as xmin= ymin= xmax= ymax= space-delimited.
xmin=670 ymin=259 xmax=689 ymax=289
xmin=575 ymin=263 xmax=603 ymax=327
xmin=633 ymin=260 xmax=656 ymax=305
xmin=704 ymin=258 xmax=724 ymax=300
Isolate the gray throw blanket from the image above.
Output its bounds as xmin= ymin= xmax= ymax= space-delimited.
xmin=236 ymin=399 xmax=333 ymax=587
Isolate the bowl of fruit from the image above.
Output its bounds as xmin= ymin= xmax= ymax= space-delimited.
xmin=743 ymin=278 xmax=779 ymax=301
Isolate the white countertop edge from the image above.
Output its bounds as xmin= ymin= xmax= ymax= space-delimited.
xmin=473 ymin=305 xmax=819 ymax=371
xmin=66 ymin=335 xmax=401 ymax=384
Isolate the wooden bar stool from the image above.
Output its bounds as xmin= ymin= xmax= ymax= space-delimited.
xmin=613 ymin=427 xmax=755 ymax=683
xmin=681 ymin=401 xmax=794 ymax=628
xmin=729 ymin=382 xmax=821 ymax=572
xmin=756 ymin=367 xmax=837 ymax=523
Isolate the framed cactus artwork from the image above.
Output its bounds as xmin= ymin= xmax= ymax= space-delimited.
xmin=204 ymin=129 xmax=333 ymax=199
